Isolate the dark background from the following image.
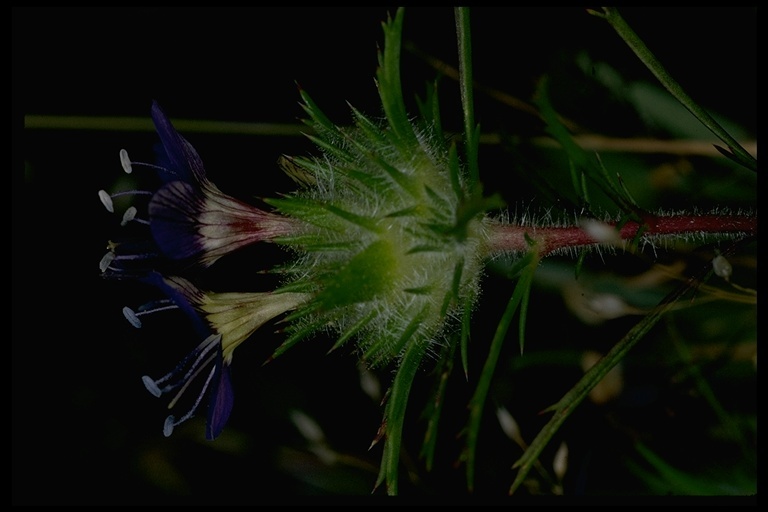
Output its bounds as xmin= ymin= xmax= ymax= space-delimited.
xmin=13 ymin=7 xmax=756 ymax=504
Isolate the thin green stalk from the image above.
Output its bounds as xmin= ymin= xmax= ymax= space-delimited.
xmin=375 ymin=335 xmax=430 ymax=495
xmin=667 ymin=317 xmax=754 ymax=462
xmin=454 ymin=7 xmax=481 ymax=190
xmin=589 ymin=7 xmax=756 ymax=172
xmin=420 ymin=331 xmax=458 ymax=471
xmin=24 ymin=114 xmax=305 ymax=136
xmin=465 ymin=251 xmax=539 ymax=492
xmin=508 ymin=267 xmax=707 ymax=494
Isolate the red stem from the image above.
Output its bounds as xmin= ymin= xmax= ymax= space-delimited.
xmin=484 ymin=213 xmax=757 ymax=257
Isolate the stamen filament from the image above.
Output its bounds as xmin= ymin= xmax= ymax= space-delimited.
xmin=144 ymin=334 xmax=222 ymax=401
xmin=98 ymin=189 xmax=154 ymax=214
xmin=166 ymin=352 xmax=217 ymax=410
xmin=123 ymin=303 xmax=179 ymax=328
xmin=162 ymin=364 xmax=216 ymax=437
xmin=120 ymin=148 xmax=177 ymax=177
xmin=121 ymin=206 xmax=151 ymax=226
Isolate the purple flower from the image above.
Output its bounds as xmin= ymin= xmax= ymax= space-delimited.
xmin=99 ymin=101 xmax=300 ymax=274
xmin=99 ymin=102 xmax=308 ymax=440
xmin=135 ymin=272 xmax=308 ymax=439
xmin=147 ymin=101 xmax=299 ymax=267
xmin=131 ymin=271 xmax=231 ymax=439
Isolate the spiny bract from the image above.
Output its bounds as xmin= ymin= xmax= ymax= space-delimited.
xmin=269 ymin=17 xmax=490 ymax=368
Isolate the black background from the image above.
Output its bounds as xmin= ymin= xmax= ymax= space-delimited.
xmin=13 ymin=7 xmax=756 ymax=504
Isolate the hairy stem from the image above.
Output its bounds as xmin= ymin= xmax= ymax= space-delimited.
xmin=484 ymin=213 xmax=757 ymax=257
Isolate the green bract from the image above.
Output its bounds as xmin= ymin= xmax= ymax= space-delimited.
xmin=262 ymin=9 xmax=503 ymax=493
xmin=267 ymin=9 xmax=491 ymax=370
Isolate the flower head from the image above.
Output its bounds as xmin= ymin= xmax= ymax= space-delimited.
xmin=99 ymin=102 xmax=308 ymax=439
xmin=264 ymin=29 xmax=496 ymax=368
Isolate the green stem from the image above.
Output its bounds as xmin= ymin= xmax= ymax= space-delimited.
xmin=376 ymin=336 xmax=429 ymax=495
xmin=508 ymin=266 xmax=707 ymax=494
xmin=667 ymin=317 xmax=754 ymax=462
xmin=590 ymin=7 xmax=756 ymax=172
xmin=454 ymin=7 xmax=481 ymax=190
xmin=24 ymin=114 xmax=305 ymax=136
xmin=466 ymin=251 xmax=539 ymax=492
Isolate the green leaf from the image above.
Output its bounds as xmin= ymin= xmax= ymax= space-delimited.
xmin=299 ymin=88 xmax=342 ymax=136
xmin=419 ymin=331 xmax=458 ymax=471
xmin=508 ymin=264 xmax=706 ymax=494
xmin=322 ymin=203 xmax=383 ymax=233
xmin=377 ymin=8 xmax=419 ymax=149
xmin=627 ymin=442 xmax=756 ymax=495
xmin=464 ymin=249 xmax=540 ymax=492
xmin=328 ymin=309 xmax=377 ymax=354
xmin=534 ymin=76 xmax=642 ymax=217
xmin=454 ymin=7 xmax=480 ymax=191
xmin=415 ymin=79 xmax=445 ymax=144
xmin=375 ymin=331 xmax=430 ymax=495
xmin=591 ymin=7 xmax=756 ymax=173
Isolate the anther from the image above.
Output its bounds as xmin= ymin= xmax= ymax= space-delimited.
xmin=121 ymin=207 xmax=137 ymax=226
xmin=119 ymin=149 xmax=133 ymax=174
xmin=123 ymin=306 xmax=143 ymax=328
xmin=142 ymin=376 xmax=163 ymax=398
xmin=120 ymin=207 xmax=150 ymax=227
xmin=163 ymin=415 xmax=176 ymax=437
xmin=98 ymin=189 xmax=153 ymax=214
xmin=118 ymin=148 xmax=176 ymax=177
xmin=99 ymin=252 xmax=116 ymax=272
xmin=122 ymin=301 xmax=179 ymax=328
xmin=98 ymin=190 xmax=114 ymax=213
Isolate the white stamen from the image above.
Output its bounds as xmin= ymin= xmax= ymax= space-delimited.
xmin=142 ymin=376 xmax=163 ymax=398
xmin=166 ymin=349 xmax=217 ymax=410
xmin=164 ymin=365 xmax=217 ymax=436
xmin=163 ymin=415 xmax=176 ymax=437
xmin=98 ymin=190 xmax=114 ymax=213
xmin=99 ymin=252 xmax=115 ymax=272
xmin=138 ymin=332 xmax=217 ymax=401
xmin=123 ymin=306 xmax=142 ymax=328
xmin=712 ymin=254 xmax=732 ymax=281
xmin=120 ymin=149 xmax=133 ymax=174
xmin=121 ymin=206 xmax=138 ymax=226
